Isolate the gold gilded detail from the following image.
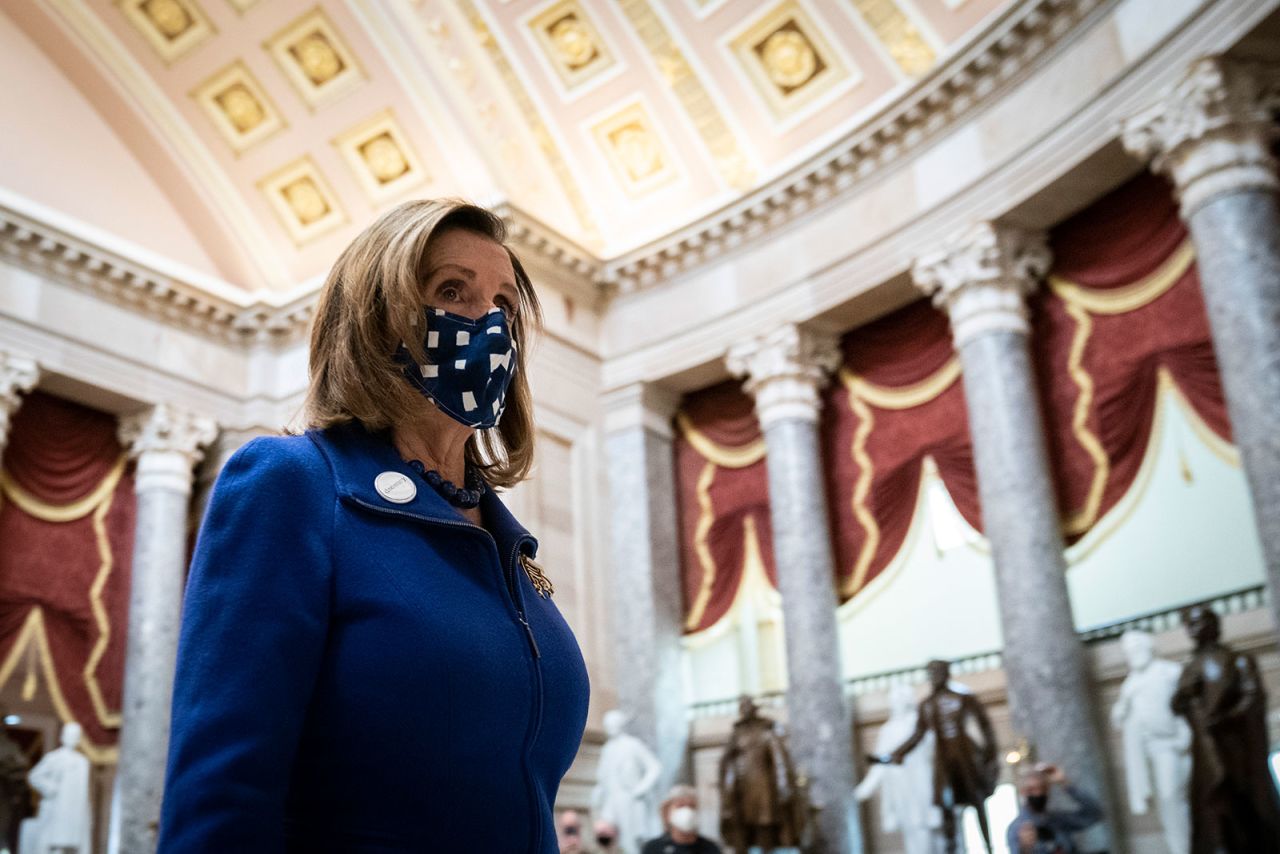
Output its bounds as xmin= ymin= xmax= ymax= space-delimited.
xmin=143 ymin=0 xmax=193 ymax=39
xmin=549 ymin=15 xmax=596 ymax=68
xmin=191 ymin=61 xmax=285 ymax=153
xmin=730 ymin=1 xmax=853 ymax=120
xmin=117 ymin=0 xmax=214 ymax=62
xmin=592 ymin=102 xmax=676 ymax=195
xmin=333 ymin=111 xmax=428 ymax=202
xmin=214 ymin=84 xmax=265 ymax=133
xmin=457 ymin=0 xmax=600 ymax=244
xmin=281 ymin=177 xmax=330 ymax=225
xmin=521 ymin=555 xmax=555 ymax=598
xmin=760 ymin=28 xmax=818 ymax=90
xmin=360 ymin=134 xmax=409 ymax=184
xmin=258 ymin=157 xmax=346 ymax=243
xmin=290 ymin=32 xmax=345 ymax=85
xmin=528 ymin=0 xmax=614 ymax=89
xmin=850 ymin=0 xmax=936 ymax=77
xmin=616 ymin=0 xmax=755 ymax=189
xmin=266 ymin=9 xmax=365 ymax=108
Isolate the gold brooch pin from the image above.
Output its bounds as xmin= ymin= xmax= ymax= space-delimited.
xmin=520 ymin=554 xmax=554 ymax=599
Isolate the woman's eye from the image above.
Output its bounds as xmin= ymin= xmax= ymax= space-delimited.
xmin=437 ymin=283 xmax=463 ymax=302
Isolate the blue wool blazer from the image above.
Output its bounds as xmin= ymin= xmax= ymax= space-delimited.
xmin=158 ymin=423 xmax=590 ymax=852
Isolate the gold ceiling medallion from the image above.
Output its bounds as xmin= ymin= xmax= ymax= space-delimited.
xmin=848 ymin=0 xmax=937 ymax=77
xmin=226 ymin=0 xmax=261 ymax=11
xmin=117 ymin=0 xmax=215 ymax=63
xmin=616 ymin=0 xmax=755 ymax=190
xmin=333 ymin=111 xmax=428 ymax=204
xmin=729 ymin=1 xmax=852 ymax=120
xmin=191 ymin=61 xmax=285 ymax=154
xmin=590 ymin=101 xmax=677 ymax=197
xmin=527 ymin=0 xmax=616 ymax=92
xmin=264 ymin=7 xmax=365 ymax=109
xmin=258 ymin=157 xmax=346 ymax=244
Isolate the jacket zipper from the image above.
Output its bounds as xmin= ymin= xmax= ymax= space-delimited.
xmin=348 ymin=497 xmax=546 ymax=850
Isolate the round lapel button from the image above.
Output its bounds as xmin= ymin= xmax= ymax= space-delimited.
xmin=374 ymin=471 xmax=417 ymax=504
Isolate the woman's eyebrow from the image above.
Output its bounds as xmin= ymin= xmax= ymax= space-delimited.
xmin=427 ymin=263 xmax=477 ymax=279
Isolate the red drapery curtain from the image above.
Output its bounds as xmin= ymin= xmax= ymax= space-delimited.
xmin=672 ymin=174 xmax=1234 ymax=631
xmin=674 ymin=381 xmax=777 ymax=634
xmin=822 ymin=300 xmax=980 ymax=601
xmin=0 ymin=391 xmax=134 ymax=759
xmin=1035 ymin=173 xmax=1230 ymax=542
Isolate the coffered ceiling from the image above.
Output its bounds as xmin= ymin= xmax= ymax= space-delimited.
xmin=7 ymin=0 xmax=1010 ymax=291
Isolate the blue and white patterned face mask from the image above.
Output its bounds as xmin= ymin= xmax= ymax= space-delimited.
xmin=398 ymin=307 xmax=517 ymax=429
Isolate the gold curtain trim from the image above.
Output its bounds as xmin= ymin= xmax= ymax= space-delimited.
xmin=85 ymin=492 xmax=123 ymax=728
xmin=838 ymin=357 xmax=962 ymax=410
xmin=1061 ymin=302 xmax=1111 ymax=537
xmin=0 ymin=455 xmax=127 ymax=523
xmin=840 ymin=391 xmax=881 ymax=599
xmin=0 ymin=609 xmax=117 ymax=764
xmin=684 ymin=460 xmax=721 ymax=631
xmin=1049 ymin=240 xmax=1196 ymax=315
xmin=1066 ymin=368 xmax=1237 ymax=562
xmin=675 ymin=413 xmax=766 ymax=469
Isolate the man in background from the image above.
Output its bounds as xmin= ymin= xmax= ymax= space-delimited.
xmin=642 ymin=785 xmax=722 ymax=854
xmin=1007 ymin=764 xmax=1101 ymax=854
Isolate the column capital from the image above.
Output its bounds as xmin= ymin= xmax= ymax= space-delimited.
xmin=118 ymin=404 xmax=217 ymax=495
xmin=912 ymin=222 xmax=1051 ymax=348
xmin=726 ymin=324 xmax=840 ymax=427
xmin=0 ymin=352 xmax=39 ymax=452
xmin=1122 ymin=57 xmax=1280 ymax=217
xmin=602 ymin=382 xmax=681 ymax=438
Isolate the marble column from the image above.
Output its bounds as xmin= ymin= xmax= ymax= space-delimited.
xmin=114 ymin=405 xmax=216 ymax=854
xmin=602 ymin=383 xmax=687 ymax=792
xmin=0 ymin=351 xmax=39 ymax=459
xmin=1123 ymin=56 xmax=1280 ymax=636
xmin=913 ymin=224 xmax=1116 ymax=849
xmin=727 ymin=325 xmax=861 ymax=854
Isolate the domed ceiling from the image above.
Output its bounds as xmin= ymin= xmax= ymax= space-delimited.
xmin=9 ymin=0 xmax=1010 ymax=292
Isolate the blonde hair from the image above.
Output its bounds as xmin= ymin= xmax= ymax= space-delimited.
xmin=305 ymin=199 xmax=542 ymax=488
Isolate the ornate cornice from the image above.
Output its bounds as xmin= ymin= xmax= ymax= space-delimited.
xmin=0 ymin=199 xmax=606 ymax=347
xmin=0 ymin=204 xmax=315 ymax=346
xmin=727 ymin=324 xmax=840 ymax=427
xmin=912 ymin=222 xmax=1051 ymax=347
xmin=601 ymin=0 xmax=1107 ymax=293
xmin=1122 ymin=56 xmax=1280 ymax=217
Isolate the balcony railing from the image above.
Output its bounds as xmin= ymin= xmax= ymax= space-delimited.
xmin=687 ymin=584 xmax=1268 ymax=720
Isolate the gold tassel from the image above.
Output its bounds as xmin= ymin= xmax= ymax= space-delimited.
xmin=1179 ymin=450 xmax=1194 ymax=484
xmin=520 ymin=555 xmax=554 ymax=599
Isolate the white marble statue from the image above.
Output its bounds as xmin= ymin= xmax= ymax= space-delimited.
xmin=19 ymin=723 xmax=92 ymax=854
xmin=1110 ymin=630 xmax=1192 ymax=854
xmin=856 ymin=684 xmax=955 ymax=854
xmin=591 ymin=710 xmax=662 ymax=854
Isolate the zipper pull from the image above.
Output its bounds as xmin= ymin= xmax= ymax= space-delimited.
xmin=518 ymin=616 xmax=541 ymax=659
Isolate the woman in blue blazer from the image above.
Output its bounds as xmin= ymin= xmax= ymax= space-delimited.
xmin=159 ymin=200 xmax=590 ymax=852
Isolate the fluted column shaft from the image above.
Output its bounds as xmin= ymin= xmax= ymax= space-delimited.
xmin=114 ymin=405 xmax=215 ymax=854
xmin=728 ymin=325 xmax=861 ymax=854
xmin=603 ymin=384 xmax=687 ymax=794
xmin=914 ymin=224 xmax=1116 ymax=851
xmin=0 ymin=351 xmax=39 ymax=459
xmin=1124 ymin=57 xmax=1280 ymax=635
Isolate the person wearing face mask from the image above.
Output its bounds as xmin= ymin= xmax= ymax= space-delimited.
xmin=1006 ymin=764 xmax=1102 ymax=854
xmin=641 ymin=785 xmax=723 ymax=854
xmin=158 ymin=200 xmax=590 ymax=853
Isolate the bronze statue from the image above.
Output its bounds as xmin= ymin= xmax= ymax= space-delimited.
xmin=886 ymin=660 xmax=998 ymax=854
xmin=718 ymin=696 xmax=803 ymax=852
xmin=1170 ymin=604 xmax=1280 ymax=853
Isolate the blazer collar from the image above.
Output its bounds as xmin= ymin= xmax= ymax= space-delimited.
xmin=308 ymin=422 xmax=535 ymax=556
